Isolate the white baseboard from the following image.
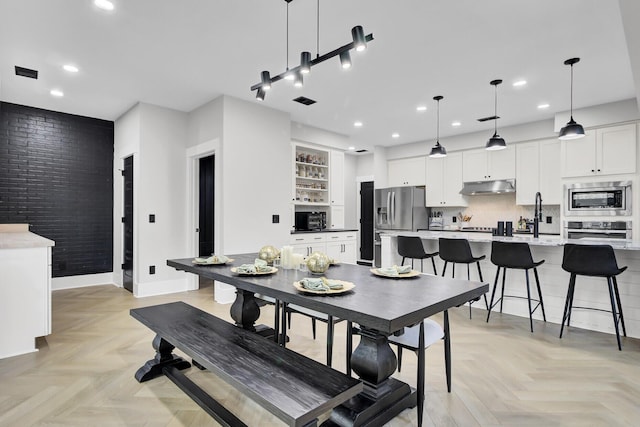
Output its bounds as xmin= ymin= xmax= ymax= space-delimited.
xmin=135 ymin=278 xmax=190 ymax=298
xmin=52 ymin=273 xmax=115 ymax=291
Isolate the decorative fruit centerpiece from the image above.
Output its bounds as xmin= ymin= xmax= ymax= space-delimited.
xmin=306 ymin=252 xmax=330 ymax=274
xmin=258 ymin=245 xmax=280 ymax=265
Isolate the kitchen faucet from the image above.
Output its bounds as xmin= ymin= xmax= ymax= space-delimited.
xmin=533 ymin=192 xmax=542 ymax=238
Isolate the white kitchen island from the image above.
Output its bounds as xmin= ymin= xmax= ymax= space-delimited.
xmin=381 ymin=230 xmax=640 ymax=340
xmin=0 ymin=224 xmax=55 ymax=359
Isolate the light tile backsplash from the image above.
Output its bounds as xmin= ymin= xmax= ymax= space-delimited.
xmin=436 ymin=193 xmax=561 ymax=234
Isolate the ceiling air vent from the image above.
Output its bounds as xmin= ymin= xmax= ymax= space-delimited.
xmin=477 ymin=115 xmax=499 ymax=122
xmin=293 ymin=96 xmax=316 ymax=106
xmin=15 ymin=66 xmax=38 ymax=79
xmin=355 ymin=149 xmax=368 ymax=153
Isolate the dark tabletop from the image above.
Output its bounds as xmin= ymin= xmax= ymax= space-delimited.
xmin=168 ymin=253 xmax=488 ymax=334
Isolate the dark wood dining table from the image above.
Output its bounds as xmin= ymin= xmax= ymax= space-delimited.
xmin=168 ymin=254 xmax=488 ymax=426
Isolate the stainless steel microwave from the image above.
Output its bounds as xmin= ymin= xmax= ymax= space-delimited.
xmin=565 ymin=181 xmax=632 ymax=216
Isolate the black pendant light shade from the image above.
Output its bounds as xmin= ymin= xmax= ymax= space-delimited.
xmin=559 ymin=57 xmax=585 ymax=140
xmin=256 ymin=88 xmax=266 ymax=101
xmin=486 ymin=132 xmax=507 ymax=150
xmin=352 ymin=25 xmax=367 ymax=51
xmin=429 ymin=96 xmax=447 ymax=158
xmin=261 ymin=71 xmax=271 ymax=91
xmin=485 ymin=79 xmax=506 ymax=150
xmin=339 ymin=50 xmax=352 ymax=69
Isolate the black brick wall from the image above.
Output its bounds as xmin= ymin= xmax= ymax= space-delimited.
xmin=0 ymin=102 xmax=114 ymax=277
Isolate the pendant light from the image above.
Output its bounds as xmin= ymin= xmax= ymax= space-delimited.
xmin=558 ymin=57 xmax=585 ymax=140
xmin=429 ymin=96 xmax=447 ymax=158
xmin=485 ymin=79 xmax=506 ymax=151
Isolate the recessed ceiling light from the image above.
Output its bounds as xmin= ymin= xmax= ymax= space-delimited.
xmin=451 ymin=121 xmax=461 ymax=127
xmin=513 ymin=80 xmax=527 ymax=87
xmin=63 ymin=64 xmax=79 ymax=73
xmin=416 ymin=105 xmax=427 ymax=112
xmin=354 ymin=121 xmax=363 ymax=127
xmin=94 ymin=0 xmax=114 ymax=11
xmin=537 ymin=103 xmax=550 ymax=109
xmin=348 ymin=146 xmax=356 ymax=151
xmin=50 ymin=89 xmax=64 ymax=97
xmin=392 ymin=133 xmax=400 ymax=138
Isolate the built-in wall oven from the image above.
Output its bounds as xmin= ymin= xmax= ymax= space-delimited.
xmin=564 ymin=221 xmax=632 ymax=241
xmin=565 ymin=181 xmax=632 ymax=216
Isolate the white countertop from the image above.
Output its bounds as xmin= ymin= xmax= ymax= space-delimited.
xmin=0 ymin=232 xmax=55 ymax=249
xmin=379 ymin=230 xmax=640 ymax=251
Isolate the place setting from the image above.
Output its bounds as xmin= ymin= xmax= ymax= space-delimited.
xmin=230 ymin=258 xmax=278 ymax=276
xmin=370 ymin=265 xmax=421 ymax=279
xmin=192 ymin=254 xmax=234 ymax=265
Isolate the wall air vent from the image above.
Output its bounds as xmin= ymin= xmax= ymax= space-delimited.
xmin=477 ymin=115 xmax=499 ymax=122
xmin=293 ymin=96 xmax=316 ymax=106
xmin=15 ymin=66 xmax=39 ymax=79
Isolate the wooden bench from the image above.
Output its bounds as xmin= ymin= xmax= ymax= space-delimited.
xmin=131 ymin=301 xmax=362 ymax=427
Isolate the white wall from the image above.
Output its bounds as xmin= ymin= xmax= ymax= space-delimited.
xmin=113 ymin=103 xmax=190 ymax=297
xmin=554 ymin=98 xmax=639 ymax=131
xmin=187 ymin=96 xmax=224 ymax=148
xmin=220 ymin=96 xmax=292 ymax=252
xmin=113 ymin=104 xmax=141 ymax=288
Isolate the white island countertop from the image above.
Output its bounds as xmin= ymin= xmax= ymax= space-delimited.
xmin=0 ymin=231 xmax=55 ymax=249
xmin=379 ymin=230 xmax=640 ymax=251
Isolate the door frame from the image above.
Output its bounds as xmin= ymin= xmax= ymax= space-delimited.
xmin=355 ymin=175 xmax=374 ymax=263
xmin=186 ymin=139 xmax=222 ymax=290
xmin=116 ymin=152 xmax=139 ymax=291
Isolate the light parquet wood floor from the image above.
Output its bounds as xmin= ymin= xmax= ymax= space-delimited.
xmin=1 ymin=282 xmax=639 ymax=427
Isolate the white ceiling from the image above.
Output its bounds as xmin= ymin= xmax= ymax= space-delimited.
xmin=1 ymin=0 xmax=638 ymax=151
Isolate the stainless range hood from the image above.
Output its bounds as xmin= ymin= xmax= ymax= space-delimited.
xmin=460 ymin=179 xmax=516 ymax=195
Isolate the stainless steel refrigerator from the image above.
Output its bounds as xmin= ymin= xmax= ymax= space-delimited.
xmin=373 ymin=186 xmax=430 ymax=267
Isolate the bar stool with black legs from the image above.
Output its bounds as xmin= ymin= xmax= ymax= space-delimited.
xmin=486 ymin=240 xmax=547 ymax=333
xmin=438 ymin=237 xmax=488 ymax=318
xmin=560 ymin=243 xmax=627 ymax=350
xmin=397 ymin=236 xmax=439 ymax=275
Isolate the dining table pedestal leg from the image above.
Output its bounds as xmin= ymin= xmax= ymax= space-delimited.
xmin=229 ymin=289 xmax=275 ymax=339
xmin=327 ymin=326 xmax=415 ymax=426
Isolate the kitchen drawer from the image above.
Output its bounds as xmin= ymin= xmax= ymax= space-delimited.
xmin=290 ymin=233 xmax=327 ymax=245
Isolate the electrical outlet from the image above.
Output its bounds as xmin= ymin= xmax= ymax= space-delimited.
xmin=546 ymin=216 xmax=552 ymax=224
xmin=452 ymin=217 xmax=457 ymax=223
xmin=149 ymin=265 xmax=155 ymax=275
xmin=272 ymin=214 xmax=279 ymax=224
xmin=149 ymin=214 xmax=155 ymax=223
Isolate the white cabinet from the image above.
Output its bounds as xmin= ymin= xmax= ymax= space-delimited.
xmin=388 ymin=157 xmax=426 ymax=186
xmin=561 ymin=123 xmax=636 ymax=178
xmin=330 ymin=150 xmax=345 ymax=205
xmin=290 ymin=233 xmax=327 ymax=257
xmin=425 ymin=152 xmax=467 ymax=207
xmin=289 ymin=232 xmax=357 ymax=263
xmin=325 ymin=232 xmax=358 ymax=264
xmin=462 ymin=146 xmax=515 ymax=182
xmin=516 ymin=139 xmax=561 ymax=205
xmin=330 ymin=205 xmax=345 ymax=229
xmin=294 ymin=145 xmax=330 ymax=206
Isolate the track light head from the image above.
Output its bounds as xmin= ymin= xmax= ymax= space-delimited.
xmin=339 ymin=50 xmax=352 ymax=69
xmin=256 ymin=88 xmax=265 ymax=101
xmin=294 ymin=71 xmax=303 ymax=88
xmin=300 ymin=51 xmax=311 ymax=74
xmin=261 ymin=71 xmax=271 ymax=90
xmin=352 ymin=26 xmax=367 ymax=51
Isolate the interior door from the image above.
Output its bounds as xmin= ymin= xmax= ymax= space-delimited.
xmin=198 ymin=155 xmax=215 ymax=256
xmin=123 ymin=156 xmax=133 ymax=292
xmin=360 ymin=181 xmax=374 ymax=261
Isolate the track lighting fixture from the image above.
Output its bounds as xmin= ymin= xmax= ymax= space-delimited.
xmin=558 ymin=57 xmax=585 ymax=140
xmin=486 ymin=79 xmax=507 ymax=151
xmin=300 ymin=51 xmax=311 ymax=74
xmin=351 ymin=25 xmax=367 ymax=52
xmin=429 ymin=96 xmax=447 ymax=158
xmin=256 ymin=88 xmax=265 ymax=101
xmin=339 ymin=51 xmax=352 ymax=69
xmin=261 ymin=71 xmax=271 ymax=91
xmin=250 ymin=0 xmax=373 ymax=101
